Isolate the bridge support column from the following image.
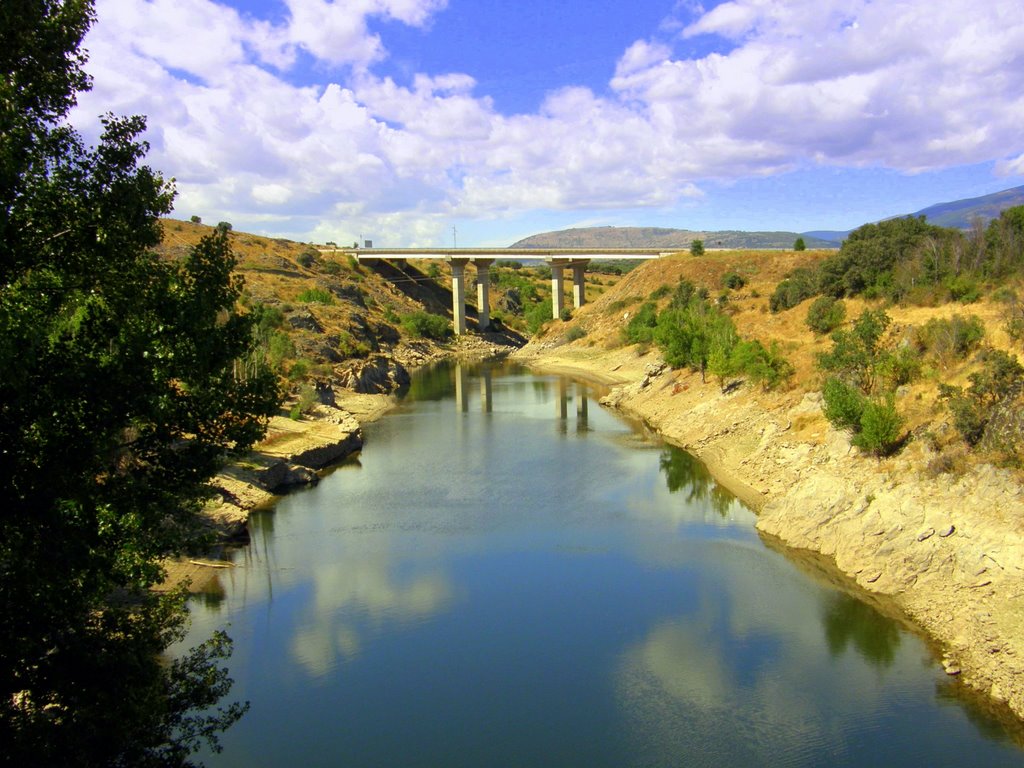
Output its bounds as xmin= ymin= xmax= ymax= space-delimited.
xmin=474 ymin=259 xmax=494 ymax=331
xmin=572 ymin=261 xmax=589 ymax=308
xmin=550 ymin=265 xmax=565 ymax=320
xmin=449 ymin=258 xmax=469 ymax=335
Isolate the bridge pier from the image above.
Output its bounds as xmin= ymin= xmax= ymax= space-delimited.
xmin=549 ymin=259 xmax=591 ymax=319
xmin=449 ymin=258 xmax=469 ymax=335
xmin=475 ymin=259 xmax=494 ymax=331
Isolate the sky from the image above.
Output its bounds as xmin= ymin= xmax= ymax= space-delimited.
xmin=69 ymin=0 xmax=1024 ymax=247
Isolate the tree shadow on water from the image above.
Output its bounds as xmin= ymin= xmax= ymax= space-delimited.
xmin=658 ymin=446 xmax=734 ymax=516
xmin=822 ymin=592 xmax=902 ymax=669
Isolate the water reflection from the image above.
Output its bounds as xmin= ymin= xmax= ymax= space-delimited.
xmin=290 ymin=558 xmax=453 ymax=676
xmin=181 ymin=362 xmax=1024 ymax=767
xmin=659 ymin=446 xmax=734 ymax=516
xmin=823 ymin=592 xmax=902 ymax=669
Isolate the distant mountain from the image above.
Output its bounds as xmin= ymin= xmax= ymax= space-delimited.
xmin=510 ymin=226 xmax=838 ymax=250
xmin=802 ymin=185 xmax=1024 ymax=243
xmin=510 ymin=186 xmax=1024 ymax=250
xmin=900 ymin=185 xmax=1024 ymax=229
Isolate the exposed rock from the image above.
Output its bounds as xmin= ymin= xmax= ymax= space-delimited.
xmin=338 ymin=355 xmax=411 ymax=394
xmin=288 ymin=309 xmax=324 ymax=333
xmin=253 ymin=460 xmax=319 ymax=491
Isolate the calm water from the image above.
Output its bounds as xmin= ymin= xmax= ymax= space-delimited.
xmin=180 ymin=362 xmax=1023 ymax=767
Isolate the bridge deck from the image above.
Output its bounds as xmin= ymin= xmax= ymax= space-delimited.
xmin=320 ymin=247 xmax=678 ymax=261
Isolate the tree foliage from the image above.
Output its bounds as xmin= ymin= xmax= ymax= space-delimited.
xmin=1 ymin=2 xmax=280 ymax=763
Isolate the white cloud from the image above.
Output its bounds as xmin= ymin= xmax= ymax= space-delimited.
xmin=70 ymin=0 xmax=1024 ymax=244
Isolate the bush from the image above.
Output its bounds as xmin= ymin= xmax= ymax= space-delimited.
xmin=296 ymin=287 xmax=334 ymax=304
xmin=525 ymin=298 xmax=553 ymax=335
xmin=289 ymin=383 xmax=318 ymax=419
xmin=915 ymin=314 xmax=985 ymax=363
xmin=817 ymin=309 xmax=891 ymax=393
xmin=944 ymin=274 xmax=981 ymax=303
xmin=321 ymin=260 xmax=342 ymax=275
xmin=690 ymin=239 xmax=705 ymax=256
xmin=852 ymin=396 xmax=904 ymax=456
xmin=730 ymin=339 xmax=794 ymax=390
xmin=721 ymin=272 xmax=746 ymax=290
xmin=769 ymin=267 xmax=818 ymax=312
xmin=296 ymin=250 xmax=317 ymax=268
xmin=565 ymin=325 xmax=586 ymax=342
xmin=794 ymin=237 xmax=806 ymax=251
xmin=822 ymin=377 xmax=866 ymax=431
xmin=622 ymin=301 xmax=659 ymax=344
xmin=560 ymin=306 xmax=573 ymax=322
xmin=805 ymin=296 xmax=846 ymax=335
xmin=190 ymin=214 xmax=201 ymax=224
xmin=649 ymin=284 xmax=672 ymax=300
xmin=216 ymin=220 xmax=232 ymax=233
xmin=939 ymin=349 xmax=1024 ymax=445
xmin=401 ymin=310 xmax=452 ymax=340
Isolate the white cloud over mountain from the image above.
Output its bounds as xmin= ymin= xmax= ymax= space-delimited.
xmin=71 ymin=0 xmax=1024 ymax=244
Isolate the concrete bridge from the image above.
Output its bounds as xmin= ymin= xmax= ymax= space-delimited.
xmin=322 ymin=247 xmax=677 ymax=334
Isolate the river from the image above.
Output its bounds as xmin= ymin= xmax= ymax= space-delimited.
xmin=179 ymin=361 xmax=1024 ymax=767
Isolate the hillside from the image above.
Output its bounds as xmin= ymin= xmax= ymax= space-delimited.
xmin=511 ymin=226 xmax=838 ymax=250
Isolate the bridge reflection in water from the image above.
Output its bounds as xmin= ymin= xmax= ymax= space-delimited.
xmin=452 ymin=363 xmax=589 ymax=433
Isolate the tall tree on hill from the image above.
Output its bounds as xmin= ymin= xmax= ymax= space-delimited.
xmin=0 ymin=1 xmax=280 ymax=764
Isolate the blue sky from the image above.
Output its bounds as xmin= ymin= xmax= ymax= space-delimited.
xmin=71 ymin=0 xmax=1024 ymax=246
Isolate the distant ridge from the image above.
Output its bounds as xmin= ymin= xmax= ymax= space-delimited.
xmin=509 ymin=185 xmax=1024 ymax=249
xmin=901 ymin=184 xmax=1024 ymax=229
xmin=510 ymin=226 xmax=837 ymax=250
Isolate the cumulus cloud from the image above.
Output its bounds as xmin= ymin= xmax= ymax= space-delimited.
xmin=70 ymin=0 xmax=1024 ymax=244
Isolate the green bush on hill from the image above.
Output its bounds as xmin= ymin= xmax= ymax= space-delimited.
xmin=400 ymin=311 xmax=452 ymax=340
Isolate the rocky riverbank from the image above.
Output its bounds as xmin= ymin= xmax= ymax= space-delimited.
xmin=515 ymin=342 xmax=1024 ymax=728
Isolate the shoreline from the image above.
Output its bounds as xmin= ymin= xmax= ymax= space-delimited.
xmin=514 ymin=342 xmax=1024 ymax=729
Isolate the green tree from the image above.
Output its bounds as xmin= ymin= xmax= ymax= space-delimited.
xmin=690 ymin=238 xmax=705 ymax=256
xmin=1 ymin=2 xmax=280 ymax=764
xmin=794 ymin=236 xmax=806 ymax=251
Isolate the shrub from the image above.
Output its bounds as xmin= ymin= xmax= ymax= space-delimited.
xmin=296 ymin=249 xmax=317 ymax=268
xmin=427 ymin=263 xmax=442 ymax=279
xmin=287 ymin=358 xmax=311 ymax=382
xmin=622 ymin=301 xmax=659 ymax=344
xmin=944 ymin=274 xmax=981 ymax=303
xmin=721 ymin=272 xmax=746 ymax=290
xmin=565 ymin=326 xmax=586 ymax=342
xmin=939 ymin=349 xmax=1024 ymax=445
xmin=525 ymin=298 xmax=553 ymax=335
xmin=794 ymin=237 xmax=806 ymax=251
xmin=852 ymin=396 xmax=904 ymax=456
xmin=817 ymin=309 xmax=891 ymax=393
xmin=915 ymin=314 xmax=985 ymax=363
xmin=401 ymin=311 xmax=452 ymax=340
xmin=216 ymin=220 xmax=232 ymax=233
xmin=560 ymin=306 xmax=573 ymax=322
xmin=730 ymin=339 xmax=794 ymax=391
xmin=649 ymin=284 xmax=672 ymax=300
xmin=805 ymin=296 xmax=846 ymax=335
xmin=690 ymin=239 xmax=705 ymax=256
xmin=190 ymin=214 xmax=201 ymax=224
xmin=769 ymin=267 xmax=817 ymax=312
xmin=321 ymin=260 xmax=343 ymax=275
xmin=296 ymin=287 xmax=334 ymax=304
xmin=289 ymin=383 xmax=318 ymax=419
xmin=877 ymin=346 xmax=921 ymax=389
xmin=822 ymin=377 xmax=866 ymax=432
